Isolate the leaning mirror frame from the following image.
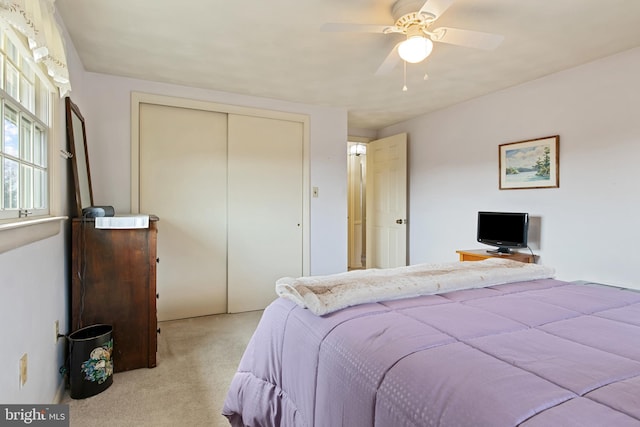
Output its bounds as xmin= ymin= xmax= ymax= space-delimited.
xmin=65 ymin=97 xmax=94 ymax=217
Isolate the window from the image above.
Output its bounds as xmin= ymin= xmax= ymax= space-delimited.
xmin=0 ymin=31 xmax=53 ymax=221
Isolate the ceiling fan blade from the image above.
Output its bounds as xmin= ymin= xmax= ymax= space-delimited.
xmin=430 ymin=27 xmax=504 ymax=50
xmin=320 ymin=22 xmax=389 ymax=34
xmin=375 ymin=43 xmax=401 ymax=76
xmin=418 ymin=0 xmax=454 ymax=20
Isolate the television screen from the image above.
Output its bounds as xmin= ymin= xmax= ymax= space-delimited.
xmin=477 ymin=211 xmax=529 ymax=253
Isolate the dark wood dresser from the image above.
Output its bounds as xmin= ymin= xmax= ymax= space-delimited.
xmin=71 ymin=216 xmax=159 ymax=372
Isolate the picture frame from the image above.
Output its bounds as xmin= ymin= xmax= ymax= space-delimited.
xmin=499 ymin=135 xmax=559 ymax=190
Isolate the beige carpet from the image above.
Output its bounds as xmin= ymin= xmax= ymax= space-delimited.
xmin=62 ymin=310 xmax=263 ymax=427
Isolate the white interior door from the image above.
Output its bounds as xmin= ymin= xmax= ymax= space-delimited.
xmin=227 ymin=114 xmax=303 ymax=313
xmin=366 ymin=133 xmax=407 ymax=268
xmin=139 ymin=103 xmax=228 ymax=321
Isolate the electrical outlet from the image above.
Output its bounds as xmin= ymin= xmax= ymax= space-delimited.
xmin=54 ymin=320 xmax=60 ymax=343
xmin=19 ymin=353 xmax=27 ymax=387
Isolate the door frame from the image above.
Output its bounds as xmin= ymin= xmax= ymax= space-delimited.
xmin=130 ymin=92 xmax=311 ymax=277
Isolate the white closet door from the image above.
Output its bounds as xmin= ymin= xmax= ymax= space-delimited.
xmin=139 ymin=103 xmax=228 ymax=321
xmin=227 ymin=114 xmax=303 ymax=313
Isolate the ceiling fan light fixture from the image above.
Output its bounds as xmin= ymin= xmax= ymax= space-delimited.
xmin=398 ymin=35 xmax=433 ymax=63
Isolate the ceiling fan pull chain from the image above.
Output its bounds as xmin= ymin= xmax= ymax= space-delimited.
xmin=403 ymin=61 xmax=408 ymax=92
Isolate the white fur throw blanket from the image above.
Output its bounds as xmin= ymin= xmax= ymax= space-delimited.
xmin=275 ymin=258 xmax=555 ymax=316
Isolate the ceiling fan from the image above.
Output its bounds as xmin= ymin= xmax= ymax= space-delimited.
xmin=321 ymin=0 xmax=504 ymax=76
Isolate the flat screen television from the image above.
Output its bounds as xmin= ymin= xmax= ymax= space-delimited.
xmin=477 ymin=211 xmax=529 ymax=254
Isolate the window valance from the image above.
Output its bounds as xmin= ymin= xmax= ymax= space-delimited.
xmin=0 ymin=0 xmax=71 ymax=96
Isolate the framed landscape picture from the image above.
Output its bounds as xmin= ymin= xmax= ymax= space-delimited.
xmin=499 ymin=135 xmax=559 ymax=190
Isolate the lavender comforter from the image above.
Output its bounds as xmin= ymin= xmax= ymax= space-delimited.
xmin=223 ymin=279 xmax=640 ymax=426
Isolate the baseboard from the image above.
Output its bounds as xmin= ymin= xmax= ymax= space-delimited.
xmin=53 ymin=380 xmax=66 ymax=403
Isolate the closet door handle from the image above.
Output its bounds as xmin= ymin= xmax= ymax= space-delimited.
xmin=395 ymin=219 xmax=406 ymax=224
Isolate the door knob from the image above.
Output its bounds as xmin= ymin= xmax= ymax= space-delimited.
xmin=396 ymin=219 xmax=406 ymax=224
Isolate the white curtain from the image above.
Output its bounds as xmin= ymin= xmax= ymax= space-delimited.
xmin=0 ymin=0 xmax=71 ymax=96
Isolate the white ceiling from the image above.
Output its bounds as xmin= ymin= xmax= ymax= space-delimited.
xmin=56 ymin=0 xmax=640 ymax=131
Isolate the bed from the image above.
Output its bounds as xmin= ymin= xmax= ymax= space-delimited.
xmin=222 ymin=259 xmax=640 ymax=426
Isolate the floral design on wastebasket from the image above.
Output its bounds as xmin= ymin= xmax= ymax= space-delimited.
xmin=80 ymin=339 xmax=113 ymax=384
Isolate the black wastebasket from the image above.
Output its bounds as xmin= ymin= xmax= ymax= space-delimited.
xmin=68 ymin=324 xmax=114 ymax=399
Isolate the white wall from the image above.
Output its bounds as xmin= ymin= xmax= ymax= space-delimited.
xmin=380 ymin=47 xmax=640 ymax=289
xmin=0 ymin=233 xmax=68 ymax=403
xmin=79 ymin=73 xmax=348 ymax=276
